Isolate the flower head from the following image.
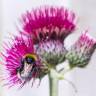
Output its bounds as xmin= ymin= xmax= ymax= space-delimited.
xmin=20 ymin=6 xmax=76 ymax=67
xmin=21 ymin=6 xmax=76 ymax=44
xmin=3 ymin=35 xmax=48 ymax=87
xmin=2 ymin=6 xmax=76 ymax=87
xmin=66 ymin=32 xmax=96 ymax=68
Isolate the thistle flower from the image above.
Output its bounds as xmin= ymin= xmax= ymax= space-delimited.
xmin=20 ymin=6 xmax=76 ymax=67
xmin=3 ymin=36 xmax=47 ymax=87
xmin=66 ymin=32 xmax=96 ymax=68
xmin=2 ymin=6 xmax=76 ymax=87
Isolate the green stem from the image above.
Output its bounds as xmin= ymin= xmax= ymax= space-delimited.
xmin=48 ymin=69 xmax=59 ymax=96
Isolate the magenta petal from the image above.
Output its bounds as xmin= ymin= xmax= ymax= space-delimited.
xmin=20 ymin=6 xmax=76 ymax=44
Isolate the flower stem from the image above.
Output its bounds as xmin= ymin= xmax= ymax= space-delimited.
xmin=49 ymin=69 xmax=59 ymax=96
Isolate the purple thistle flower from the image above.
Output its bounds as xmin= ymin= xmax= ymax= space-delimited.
xmin=20 ymin=6 xmax=76 ymax=67
xmin=2 ymin=6 xmax=76 ymax=87
xmin=66 ymin=32 xmax=96 ymax=68
xmin=3 ymin=35 xmax=47 ymax=87
xmin=21 ymin=6 xmax=76 ymax=44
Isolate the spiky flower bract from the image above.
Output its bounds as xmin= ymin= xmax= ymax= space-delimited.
xmin=66 ymin=32 xmax=96 ymax=68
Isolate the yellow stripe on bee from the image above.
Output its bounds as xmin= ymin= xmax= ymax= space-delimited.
xmin=23 ymin=54 xmax=37 ymax=60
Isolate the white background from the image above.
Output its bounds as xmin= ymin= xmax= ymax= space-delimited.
xmin=0 ymin=0 xmax=96 ymax=96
